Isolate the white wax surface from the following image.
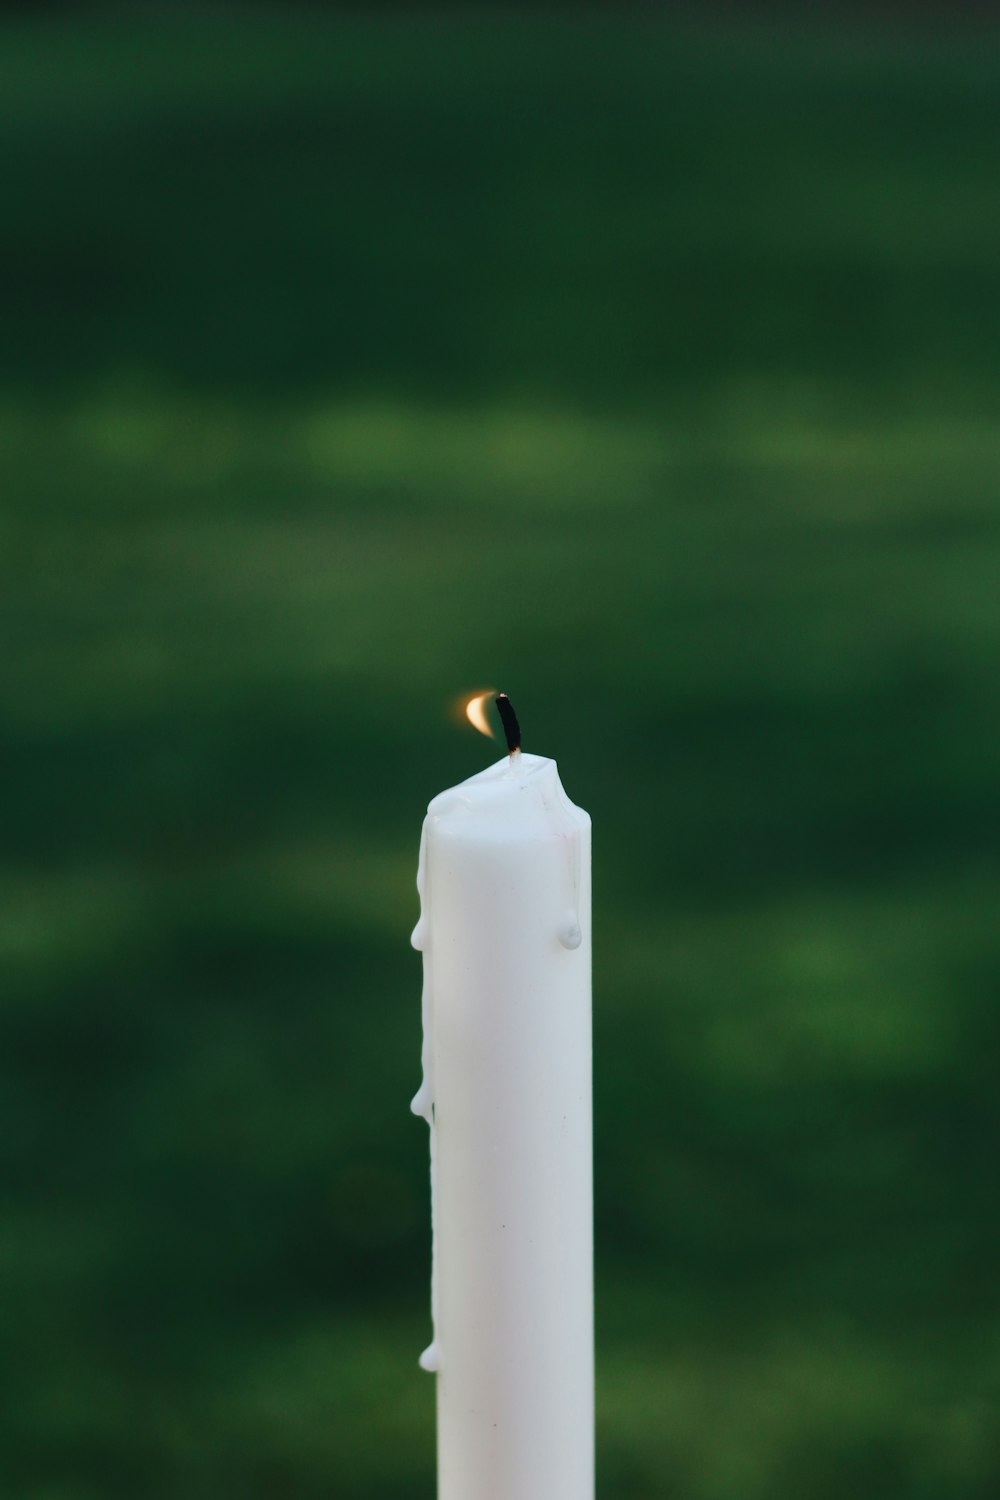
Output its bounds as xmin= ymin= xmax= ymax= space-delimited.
xmin=412 ymin=751 xmax=593 ymax=1500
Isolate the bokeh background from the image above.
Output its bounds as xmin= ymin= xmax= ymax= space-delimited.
xmin=4 ymin=5 xmax=1000 ymax=1497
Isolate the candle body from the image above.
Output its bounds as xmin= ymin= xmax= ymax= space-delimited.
xmin=412 ymin=752 xmax=593 ymax=1500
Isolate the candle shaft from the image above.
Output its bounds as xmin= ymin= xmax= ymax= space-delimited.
xmin=412 ymin=751 xmax=593 ymax=1500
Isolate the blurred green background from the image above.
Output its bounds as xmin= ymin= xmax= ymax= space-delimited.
xmin=4 ymin=6 xmax=1000 ymax=1498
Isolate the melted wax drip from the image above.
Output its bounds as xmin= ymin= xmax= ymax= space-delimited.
xmin=410 ymin=825 xmax=440 ymax=1373
xmin=558 ymin=915 xmax=582 ymax=950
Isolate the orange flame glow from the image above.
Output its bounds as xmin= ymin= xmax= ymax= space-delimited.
xmin=463 ymin=690 xmax=496 ymax=739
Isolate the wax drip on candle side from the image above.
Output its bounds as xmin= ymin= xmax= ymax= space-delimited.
xmin=558 ymin=914 xmax=583 ymax=950
xmin=410 ymin=825 xmax=440 ymax=1373
xmin=563 ymin=792 xmax=587 ymax=942
xmin=557 ymin=835 xmax=583 ymax=948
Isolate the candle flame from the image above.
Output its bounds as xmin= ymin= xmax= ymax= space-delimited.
xmin=462 ymin=690 xmax=496 ymax=739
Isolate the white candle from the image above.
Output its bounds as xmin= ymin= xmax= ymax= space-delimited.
xmin=411 ymin=695 xmax=593 ymax=1500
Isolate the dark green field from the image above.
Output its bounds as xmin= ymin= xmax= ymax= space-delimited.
xmin=3 ymin=9 xmax=1000 ymax=1498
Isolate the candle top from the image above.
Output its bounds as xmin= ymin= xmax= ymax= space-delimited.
xmin=427 ymin=752 xmax=589 ymax=843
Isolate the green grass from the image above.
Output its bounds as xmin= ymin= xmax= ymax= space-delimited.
xmin=3 ymin=8 xmax=1000 ymax=1499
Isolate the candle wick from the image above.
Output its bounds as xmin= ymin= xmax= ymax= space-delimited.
xmin=495 ymin=693 xmax=521 ymax=755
